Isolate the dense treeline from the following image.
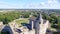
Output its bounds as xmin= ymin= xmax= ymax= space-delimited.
xmin=0 ymin=11 xmax=33 ymax=24
xmin=0 ymin=12 xmax=20 ymax=24
xmin=42 ymin=13 xmax=60 ymax=29
xmin=42 ymin=13 xmax=58 ymax=24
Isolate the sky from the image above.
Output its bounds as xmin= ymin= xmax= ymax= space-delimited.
xmin=0 ymin=0 xmax=60 ymax=9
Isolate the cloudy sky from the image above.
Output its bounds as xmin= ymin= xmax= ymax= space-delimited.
xmin=0 ymin=0 xmax=60 ymax=9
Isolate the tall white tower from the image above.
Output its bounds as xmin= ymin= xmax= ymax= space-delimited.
xmin=29 ymin=13 xmax=34 ymax=30
xmin=35 ymin=13 xmax=43 ymax=34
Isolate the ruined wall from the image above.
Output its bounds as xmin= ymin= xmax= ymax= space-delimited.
xmin=39 ymin=20 xmax=50 ymax=34
xmin=22 ymin=29 xmax=35 ymax=34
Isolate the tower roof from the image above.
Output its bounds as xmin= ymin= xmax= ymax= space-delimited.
xmin=36 ymin=13 xmax=42 ymax=21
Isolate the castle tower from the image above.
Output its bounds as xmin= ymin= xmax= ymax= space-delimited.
xmin=39 ymin=14 xmax=43 ymax=24
xmin=29 ymin=13 xmax=34 ymax=30
xmin=29 ymin=19 xmax=34 ymax=30
xmin=35 ymin=13 xmax=44 ymax=34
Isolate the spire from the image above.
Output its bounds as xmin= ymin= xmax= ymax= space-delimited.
xmin=36 ymin=13 xmax=42 ymax=20
xmin=36 ymin=13 xmax=43 ymax=24
xmin=40 ymin=13 xmax=43 ymax=24
xmin=40 ymin=13 xmax=42 ymax=19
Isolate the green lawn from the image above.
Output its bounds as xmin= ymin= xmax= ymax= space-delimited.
xmin=16 ymin=18 xmax=29 ymax=26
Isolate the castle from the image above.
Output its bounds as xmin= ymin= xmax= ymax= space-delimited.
xmin=29 ymin=13 xmax=50 ymax=34
xmin=0 ymin=13 xmax=51 ymax=34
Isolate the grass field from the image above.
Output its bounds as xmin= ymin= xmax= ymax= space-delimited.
xmin=16 ymin=18 xmax=29 ymax=26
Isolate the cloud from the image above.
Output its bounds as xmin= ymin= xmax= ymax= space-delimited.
xmin=19 ymin=0 xmax=60 ymax=9
xmin=37 ymin=0 xmax=60 ymax=9
xmin=0 ymin=0 xmax=60 ymax=9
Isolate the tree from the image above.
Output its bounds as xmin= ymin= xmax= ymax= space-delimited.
xmin=49 ymin=13 xmax=58 ymax=24
xmin=42 ymin=13 xmax=50 ymax=20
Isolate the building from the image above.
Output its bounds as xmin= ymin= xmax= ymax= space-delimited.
xmin=29 ymin=13 xmax=50 ymax=34
xmin=0 ymin=13 xmax=51 ymax=34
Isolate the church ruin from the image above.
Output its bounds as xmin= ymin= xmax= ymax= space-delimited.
xmin=0 ymin=13 xmax=51 ymax=34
